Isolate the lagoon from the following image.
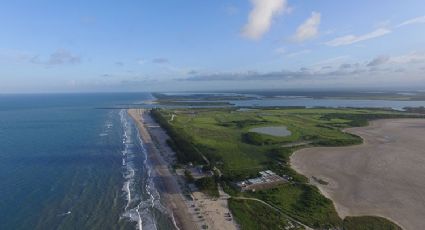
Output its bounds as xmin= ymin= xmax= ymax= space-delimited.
xmin=230 ymin=98 xmax=425 ymax=110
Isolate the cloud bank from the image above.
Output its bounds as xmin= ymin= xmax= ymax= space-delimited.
xmin=152 ymin=58 xmax=169 ymax=64
xmin=367 ymin=55 xmax=390 ymax=66
xmin=183 ymin=52 xmax=425 ymax=82
xmin=31 ymin=49 xmax=81 ymax=65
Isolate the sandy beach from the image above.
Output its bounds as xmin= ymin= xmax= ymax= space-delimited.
xmin=291 ymin=119 xmax=425 ymax=230
xmin=190 ymin=185 xmax=238 ymax=230
xmin=128 ymin=109 xmax=238 ymax=230
xmin=128 ymin=109 xmax=198 ymax=230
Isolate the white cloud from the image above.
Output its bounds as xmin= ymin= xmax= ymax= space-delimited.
xmin=286 ymin=49 xmax=311 ymax=57
xmin=325 ymin=28 xmax=391 ymax=47
xmin=152 ymin=58 xmax=169 ymax=64
xmin=312 ymin=56 xmax=351 ymax=67
xmin=391 ymin=52 xmax=425 ymax=64
xmin=367 ymin=55 xmax=390 ymax=66
xmin=292 ymin=12 xmax=321 ymax=42
xmin=242 ymin=0 xmax=287 ymax=40
xmin=29 ymin=49 xmax=81 ymax=65
xmin=274 ymin=47 xmax=286 ymax=54
xmin=0 ymin=50 xmax=33 ymax=63
xmin=182 ymin=51 xmax=425 ymax=87
xmin=397 ymin=15 xmax=425 ymax=28
xmin=224 ymin=4 xmax=239 ymax=15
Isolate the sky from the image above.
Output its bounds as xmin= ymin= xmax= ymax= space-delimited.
xmin=1 ymin=0 xmax=425 ymax=93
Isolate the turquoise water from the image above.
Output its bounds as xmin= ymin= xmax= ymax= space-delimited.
xmin=0 ymin=93 xmax=174 ymax=230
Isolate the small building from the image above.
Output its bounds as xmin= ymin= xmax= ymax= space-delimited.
xmin=236 ymin=170 xmax=287 ymax=192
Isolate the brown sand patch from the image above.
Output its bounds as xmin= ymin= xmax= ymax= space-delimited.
xmin=291 ymin=119 xmax=425 ymax=230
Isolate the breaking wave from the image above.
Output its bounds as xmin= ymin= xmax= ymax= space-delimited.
xmin=119 ymin=110 xmax=170 ymax=230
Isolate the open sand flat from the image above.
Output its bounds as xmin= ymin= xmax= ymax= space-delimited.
xmin=291 ymin=119 xmax=425 ymax=230
xmin=191 ymin=186 xmax=238 ymax=230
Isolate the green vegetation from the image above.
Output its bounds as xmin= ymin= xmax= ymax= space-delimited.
xmin=151 ymin=109 xmax=206 ymax=164
xmin=184 ymin=170 xmax=194 ymax=183
xmin=253 ymin=184 xmax=341 ymax=227
xmin=242 ymin=131 xmax=279 ymax=145
xmin=155 ymin=100 xmax=231 ymax=106
xmin=152 ymin=92 xmax=254 ymax=107
xmin=194 ymin=177 xmax=219 ymax=197
xmin=404 ymin=106 xmax=425 ymax=114
xmin=152 ymin=107 xmax=417 ymax=229
xmin=343 ymin=216 xmax=402 ymax=230
xmin=228 ymin=198 xmax=304 ymax=230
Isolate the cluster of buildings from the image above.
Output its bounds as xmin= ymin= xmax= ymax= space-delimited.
xmin=236 ymin=170 xmax=287 ymax=192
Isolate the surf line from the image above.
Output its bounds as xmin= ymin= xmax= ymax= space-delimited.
xmin=120 ymin=110 xmax=144 ymax=230
xmin=135 ymin=110 xmax=179 ymax=230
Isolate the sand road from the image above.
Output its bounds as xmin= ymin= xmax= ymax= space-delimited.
xmin=291 ymin=119 xmax=425 ymax=230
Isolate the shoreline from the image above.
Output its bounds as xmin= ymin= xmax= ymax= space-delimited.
xmin=128 ymin=109 xmax=198 ymax=230
xmin=129 ymin=108 xmax=239 ymax=230
xmin=291 ymin=119 xmax=425 ymax=230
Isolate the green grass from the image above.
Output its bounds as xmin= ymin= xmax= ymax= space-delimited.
xmin=157 ymin=107 xmax=418 ymax=178
xmin=195 ymin=177 xmax=219 ymax=197
xmin=152 ymin=107 xmax=420 ymax=229
xmin=228 ymin=198 xmax=304 ymax=230
xmin=343 ymin=216 xmax=402 ymax=230
xmin=252 ymin=184 xmax=342 ymax=228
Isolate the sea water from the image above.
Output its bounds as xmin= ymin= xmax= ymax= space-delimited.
xmin=0 ymin=93 xmax=175 ymax=230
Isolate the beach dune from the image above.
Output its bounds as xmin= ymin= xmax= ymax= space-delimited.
xmin=291 ymin=119 xmax=425 ymax=230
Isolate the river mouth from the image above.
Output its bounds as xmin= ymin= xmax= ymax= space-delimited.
xmin=250 ymin=126 xmax=292 ymax=137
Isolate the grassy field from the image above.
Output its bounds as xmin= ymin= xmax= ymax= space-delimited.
xmin=228 ymin=198 xmax=304 ymax=230
xmin=151 ymin=107 xmax=415 ymax=229
xmin=253 ymin=184 xmax=342 ymax=228
xmin=343 ymin=216 xmax=402 ymax=230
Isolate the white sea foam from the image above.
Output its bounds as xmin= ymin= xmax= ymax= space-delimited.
xmin=119 ymin=109 xmax=177 ymax=230
xmin=57 ymin=210 xmax=72 ymax=216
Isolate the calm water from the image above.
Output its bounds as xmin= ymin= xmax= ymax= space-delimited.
xmin=250 ymin=126 xmax=291 ymax=137
xmin=0 ymin=93 xmax=174 ymax=230
xmin=230 ymin=98 xmax=425 ymax=110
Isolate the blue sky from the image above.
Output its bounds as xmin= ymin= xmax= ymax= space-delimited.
xmin=1 ymin=0 xmax=425 ymax=93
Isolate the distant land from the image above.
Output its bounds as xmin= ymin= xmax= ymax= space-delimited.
xmin=137 ymin=92 xmax=425 ymax=229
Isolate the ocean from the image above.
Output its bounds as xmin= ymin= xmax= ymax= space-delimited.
xmin=0 ymin=93 xmax=175 ymax=230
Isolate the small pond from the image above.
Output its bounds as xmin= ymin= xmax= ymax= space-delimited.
xmin=250 ymin=126 xmax=291 ymax=137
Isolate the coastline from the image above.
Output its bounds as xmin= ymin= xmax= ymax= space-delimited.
xmin=128 ymin=109 xmax=198 ymax=230
xmin=290 ymin=119 xmax=425 ymax=230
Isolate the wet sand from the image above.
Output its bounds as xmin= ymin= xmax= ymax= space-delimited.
xmin=128 ymin=109 xmax=198 ymax=230
xmin=129 ymin=109 xmax=238 ymax=230
xmin=291 ymin=119 xmax=425 ymax=230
